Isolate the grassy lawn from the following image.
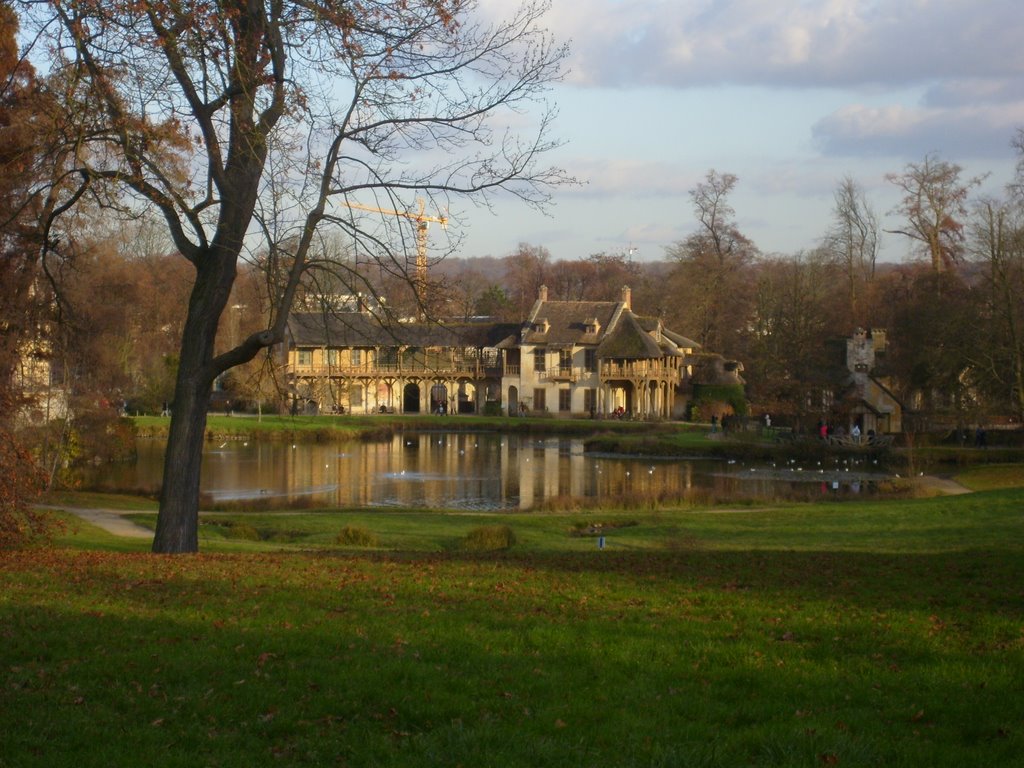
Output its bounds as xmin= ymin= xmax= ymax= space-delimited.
xmin=3 ymin=488 xmax=1024 ymax=767
xmin=953 ymin=463 xmax=1024 ymax=491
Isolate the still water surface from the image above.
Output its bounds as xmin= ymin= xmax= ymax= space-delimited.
xmin=95 ymin=432 xmax=886 ymax=511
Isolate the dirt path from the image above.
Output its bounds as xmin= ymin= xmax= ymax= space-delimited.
xmin=909 ymin=475 xmax=973 ymax=495
xmin=43 ymin=506 xmax=154 ymax=539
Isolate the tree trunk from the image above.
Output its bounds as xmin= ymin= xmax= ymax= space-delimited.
xmin=152 ymin=251 xmax=235 ymax=553
xmin=152 ymin=373 xmax=210 ymax=552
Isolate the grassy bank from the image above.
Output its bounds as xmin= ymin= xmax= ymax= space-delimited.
xmin=4 ymin=488 xmax=1024 ymax=767
xmin=133 ymin=413 xmax=666 ymax=441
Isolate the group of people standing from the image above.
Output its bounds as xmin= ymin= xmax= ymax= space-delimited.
xmin=817 ymin=420 xmax=871 ymax=443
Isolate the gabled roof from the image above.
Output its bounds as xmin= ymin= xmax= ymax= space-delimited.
xmin=634 ymin=315 xmax=701 ymax=355
xmin=522 ymin=300 xmax=622 ymax=346
xmin=655 ymin=325 xmax=700 ymax=351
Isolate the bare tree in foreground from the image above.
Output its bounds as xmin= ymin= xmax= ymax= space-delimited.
xmin=23 ymin=0 xmax=571 ymax=552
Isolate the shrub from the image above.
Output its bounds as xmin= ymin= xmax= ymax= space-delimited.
xmin=0 ymin=426 xmax=53 ymax=549
xmin=692 ymin=383 xmax=748 ymax=417
xmin=461 ymin=524 xmax=516 ymax=551
xmin=335 ymin=525 xmax=379 ymax=548
xmin=226 ymin=523 xmax=262 ymax=541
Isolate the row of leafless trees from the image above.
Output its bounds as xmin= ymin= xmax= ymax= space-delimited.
xmin=659 ymin=159 xmax=1024 ymax=430
xmin=434 ymin=154 xmax=1024 ymax=430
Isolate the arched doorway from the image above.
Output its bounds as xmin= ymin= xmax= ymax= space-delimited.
xmin=457 ymin=382 xmax=476 ymax=414
xmin=403 ymin=382 xmax=421 ymax=413
xmin=507 ymin=385 xmax=519 ymax=416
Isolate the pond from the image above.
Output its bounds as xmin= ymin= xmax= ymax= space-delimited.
xmin=91 ymin=432 xmax=889 ymax=511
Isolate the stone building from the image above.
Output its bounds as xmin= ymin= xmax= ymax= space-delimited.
xmin=283 ymin=285 xmax=703 ymax=418
xmin=837 ymin=328 xmax=903 ymax=434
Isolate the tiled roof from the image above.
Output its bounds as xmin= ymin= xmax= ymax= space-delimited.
xmin=522 ymin=300 xmax=622 ymax=345
xmin=634 ymin=316 xmax=700 ymax=351
xmin=288 ymin=302 xmax=698 ymax=362
xmin=288 ymin=312 xmax=518 ymax=349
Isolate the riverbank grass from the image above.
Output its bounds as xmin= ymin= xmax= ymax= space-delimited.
xmin=5 ymin=489 xmax=1024 ymax=766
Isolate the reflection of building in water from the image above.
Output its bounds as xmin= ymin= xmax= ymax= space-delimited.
xmin=499 ymin=437 xmax=712 ymax=509
xmin=255 ymin=434 xmax=734 ymax=509
xmin=134 ymin=435 xmax=823 ymax=510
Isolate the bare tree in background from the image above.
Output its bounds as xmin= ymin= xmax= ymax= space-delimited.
xmin=969 ymin=198 xmax=1024 ymax=419
xmin=886 ymin=153 xmax=985 ymax=273
xmin=824 ymin=175 xmax=878 ymax=317
xmin=22 ymin=0 xmax=572 ymax=553
xmin=503 ymin=243 xmax=551 ymax=316
xmin=1010 ymin=128 xmax=1024 ymax=205
xmin=666 ymin=170 xmax=757 ymax=354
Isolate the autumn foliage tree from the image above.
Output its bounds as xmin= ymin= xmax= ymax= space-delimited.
xmin=1 ymin=0 xmax=45 ymax=391
xmin=0 ymin=1 xmax=59 ymax=545
xmin=20 ymin=0 xmax=570 ymax=552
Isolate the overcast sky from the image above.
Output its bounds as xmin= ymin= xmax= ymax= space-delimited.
xmin=452 ymin=0 xmax=1024 ymax=263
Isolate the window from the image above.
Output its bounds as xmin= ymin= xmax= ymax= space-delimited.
xmin=351 ymin=349 xmax=362 ymax=366
xmin=297 ymin=350 xmax=312 ymax=366
xmin=327 ymin=349 xmax=339 ymax=366
xmin=533 ymin=388 xmax=546 ymax=412
xmin=559 ymin=349 xmax=572 ymax=370
xmin=559 ymin=389 xmax=571 ymax=412
xmin=533 ymin=348 xmax=546 ymax=372
xmin=583 ymin=388 xmax=596 ymax=414
xmin=584 ymin=349 xmax=597 ymax=373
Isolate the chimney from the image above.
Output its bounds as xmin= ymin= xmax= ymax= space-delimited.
xmin=621 ymin=285 xmax=631 ymax=310
xmin=538 ymin=285 xmax=548 ymax=302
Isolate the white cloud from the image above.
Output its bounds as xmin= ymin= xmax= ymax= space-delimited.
xmin=522 ymin=0 xmax=1024 ymax=90
xmin=531 ymin=0 xmax=1024 ymax=161
xmin=813 ymin=101 xmax=1024 ymax=157
xmin=555 ymin=157 xmax=697 ymax=199
xmin=463 ymin=0 xmax=1024 ymax=261
xmin=924 ymin=79 xmax=1024 ymax=109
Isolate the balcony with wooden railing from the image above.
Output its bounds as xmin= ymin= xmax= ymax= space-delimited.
xmin=599 ymin=360 xmax=680 ymax=381
xmin=536 ymin=366 xmax=590 ymax=383
xmin=289 ymin=358 xmax=498 ymax=379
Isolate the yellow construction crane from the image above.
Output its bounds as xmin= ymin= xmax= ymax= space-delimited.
xmin=339 ymin=198 xmax=448 ymax=290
